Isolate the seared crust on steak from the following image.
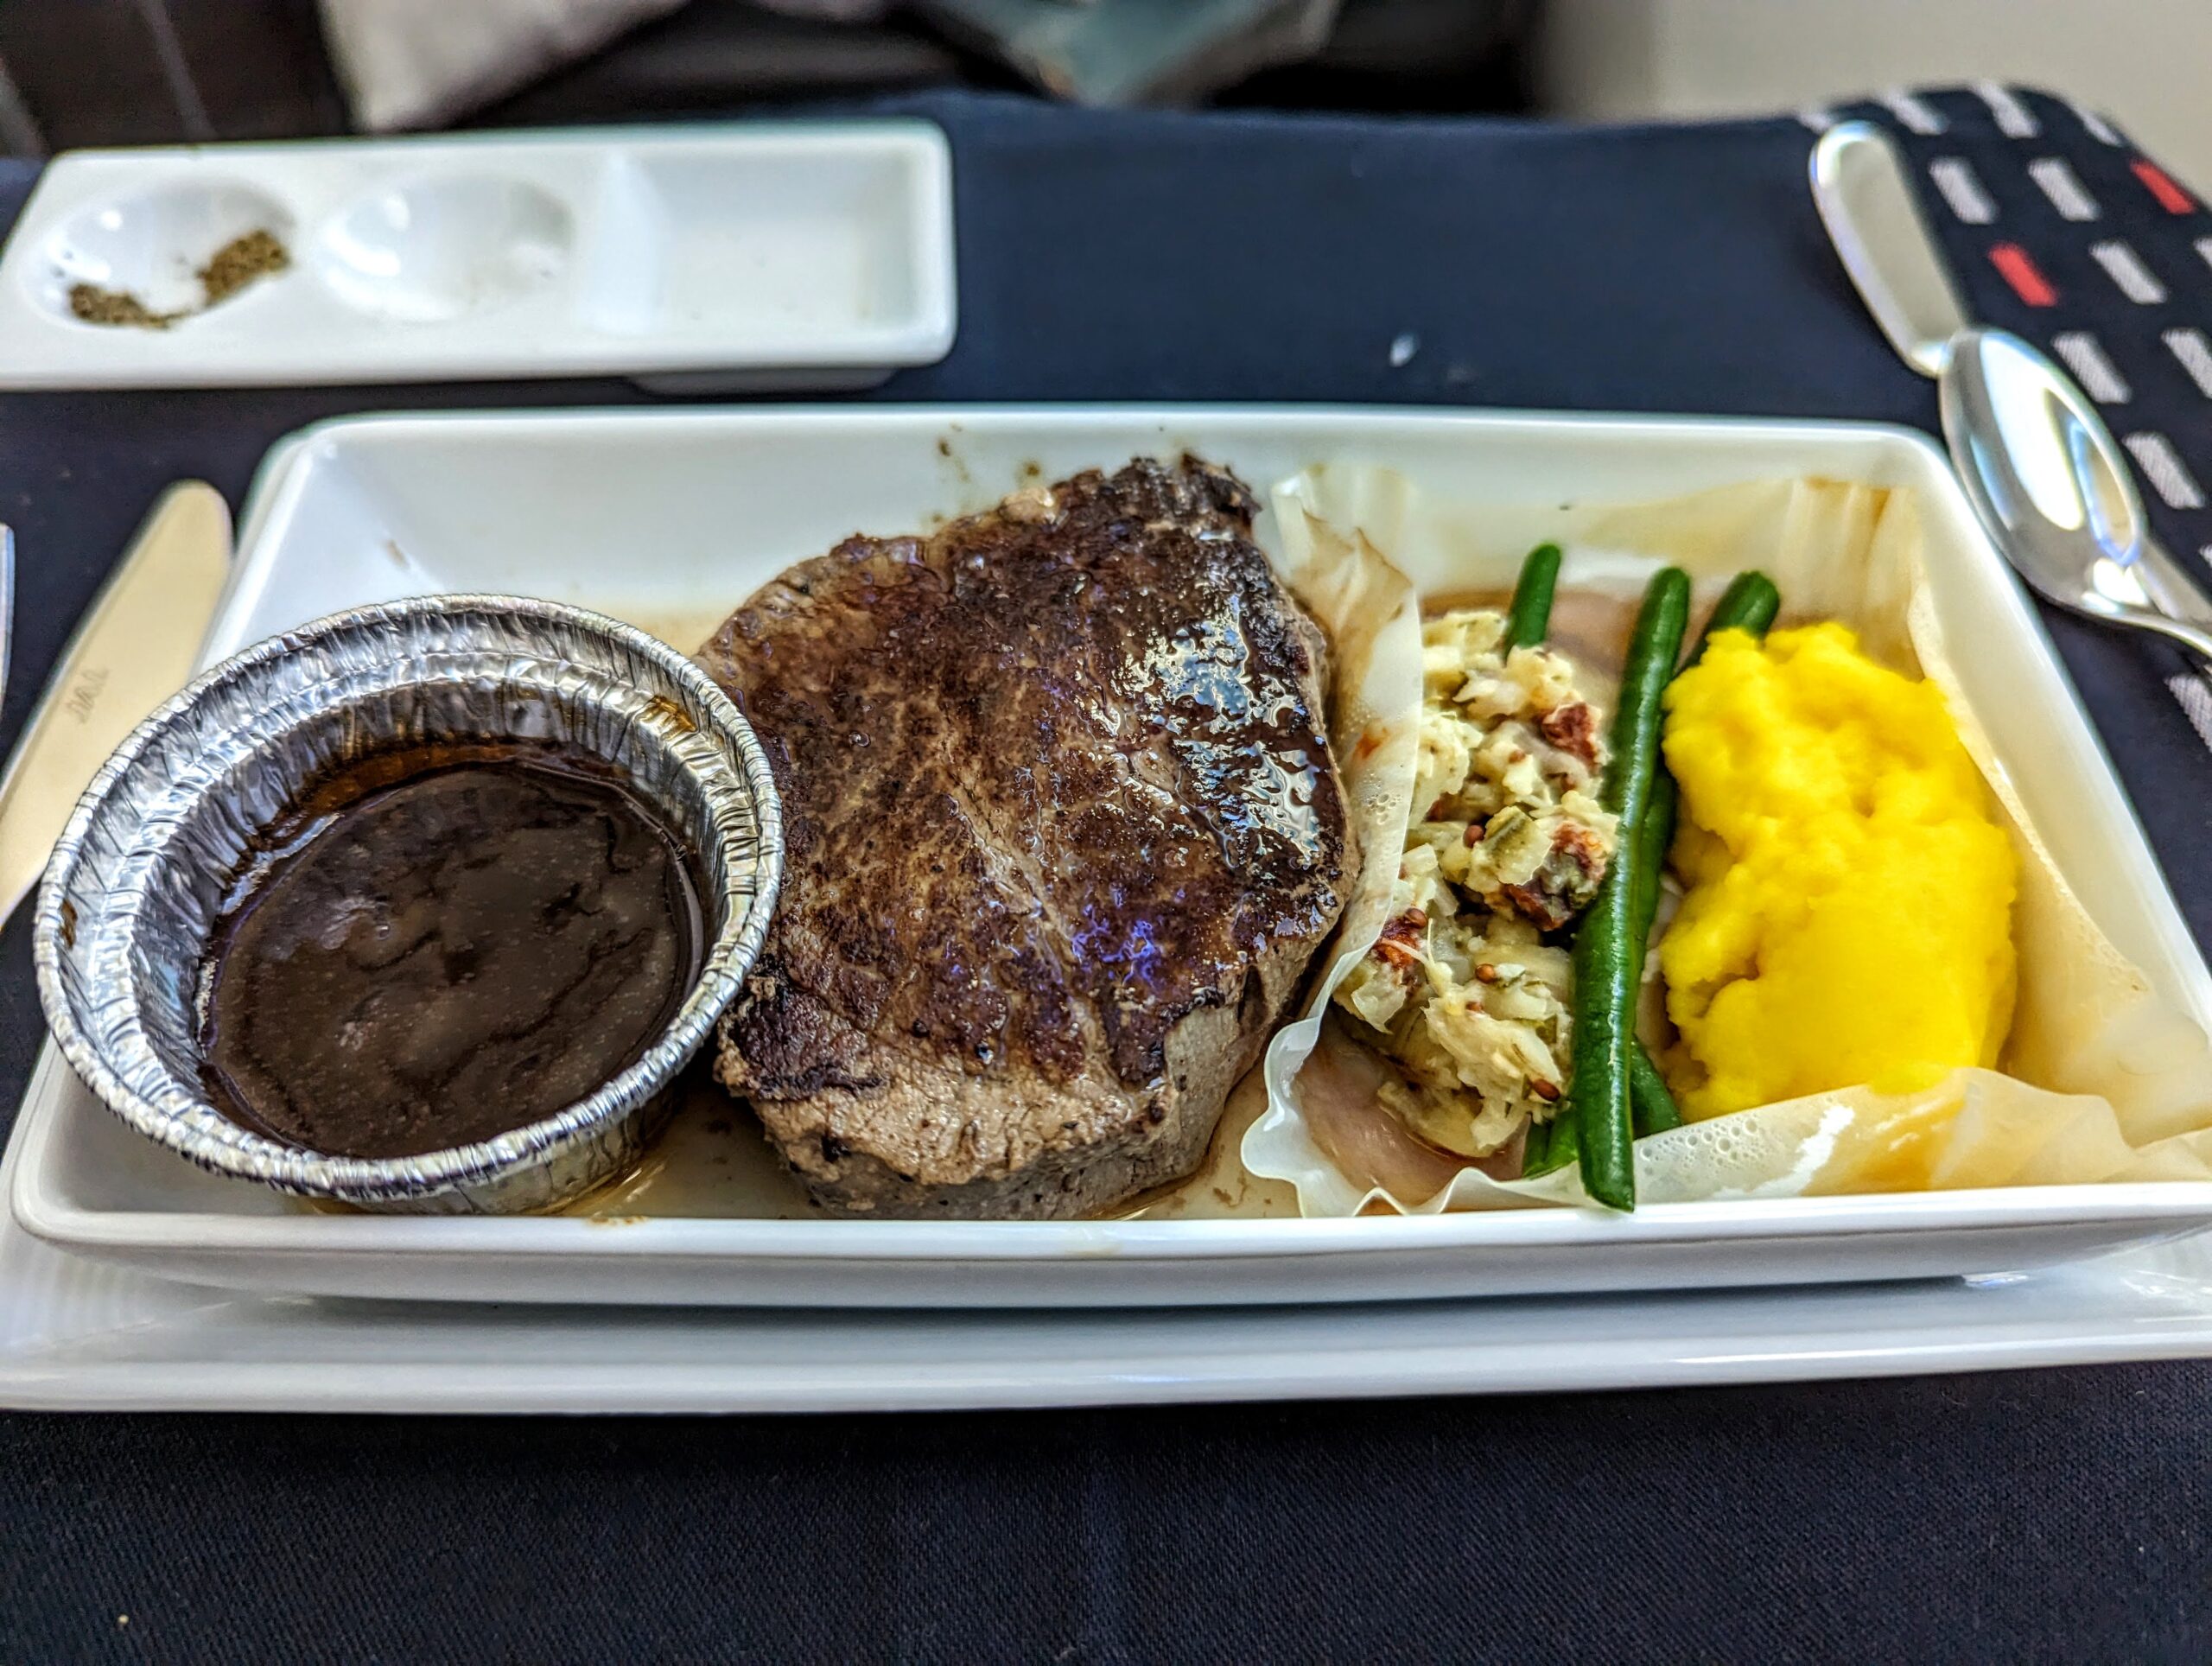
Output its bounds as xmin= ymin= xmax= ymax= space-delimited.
xmin=697 ymin=456 xmax=1348 ymax=1218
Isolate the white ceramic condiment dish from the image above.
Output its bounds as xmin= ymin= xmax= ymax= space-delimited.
xmin=0 ymin=124 xmax=956 ymax=391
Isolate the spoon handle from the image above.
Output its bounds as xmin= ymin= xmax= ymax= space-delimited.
xmin=2135 ymin=535 xmax=2212 ymax=629
xmin=2117 ymin=603 xmax=2212 ymax=669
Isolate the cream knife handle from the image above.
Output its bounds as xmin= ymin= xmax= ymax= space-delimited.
xmin=0 ymin=482 xmax=232 ymax=923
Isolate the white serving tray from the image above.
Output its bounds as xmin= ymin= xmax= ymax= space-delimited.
xmin=15 ymin=404 xmax=2212 ymax=1308
xmin=0 ymin=124 xmax=956 ymax=390
xmin=7 ymin=1114 xmax=2212 ymax=1410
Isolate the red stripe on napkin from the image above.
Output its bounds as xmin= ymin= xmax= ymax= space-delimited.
xmin=2132 ymin=157 xmax=2197 ymax=214
xmin=1989 ymin=243 xmax=2058 ymax=306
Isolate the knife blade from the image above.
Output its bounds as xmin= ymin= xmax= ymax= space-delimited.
xmin=1810 ymin=119 xmax=2212 ymax=628
xmin=0 ymin=525 xmax=16 ymax=709
xmin=0 ymin=481 xmax=232 ymax=922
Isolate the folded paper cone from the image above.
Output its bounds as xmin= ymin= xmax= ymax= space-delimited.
xmin=1248 ymin=467 xmax=2212 ymax=1214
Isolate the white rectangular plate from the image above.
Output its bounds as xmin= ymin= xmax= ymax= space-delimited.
xmin=15 ymin=404 xmax=2212 ymax=1308
xmin=0 ymin=124 xmax=955 ymax=389
xmin=6 ymin=1129 xmax=2212 ymax=1410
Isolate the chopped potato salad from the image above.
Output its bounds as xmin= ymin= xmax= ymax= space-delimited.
xmin=1334 ymin=608 xmax=1618 ymax=1157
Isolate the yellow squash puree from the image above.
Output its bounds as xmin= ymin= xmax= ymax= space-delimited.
xmin=1658 ymin=622 xmax=2018 ymax=1118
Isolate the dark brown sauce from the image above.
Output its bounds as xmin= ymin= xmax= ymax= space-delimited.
xmin=198 ymin=741 xmax=703 ymax=1160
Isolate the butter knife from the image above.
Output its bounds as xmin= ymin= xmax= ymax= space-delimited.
xmin=0 ymin=481 xmax=232 ymax=923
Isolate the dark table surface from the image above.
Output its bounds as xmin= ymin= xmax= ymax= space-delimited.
xmin=3 ymin=88 xmax=2209 ymax=1662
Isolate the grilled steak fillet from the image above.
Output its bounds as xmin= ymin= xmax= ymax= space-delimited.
xmin=698 ymin=456 xmax=1348 ymax=1218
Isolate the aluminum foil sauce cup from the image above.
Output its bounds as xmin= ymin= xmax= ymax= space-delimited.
xmin=35 ymin=595 xmax=783 ymax=1214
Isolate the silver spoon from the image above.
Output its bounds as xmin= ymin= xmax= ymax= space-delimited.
xmin=1940 ymin=326 xmax=2212 ymax=664
xmin=1812 ymin=120 xmax=2212 ymax=643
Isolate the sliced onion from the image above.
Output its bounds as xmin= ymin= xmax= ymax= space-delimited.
xmin=1295 ymin=1019 xmax=1472 ymax=1206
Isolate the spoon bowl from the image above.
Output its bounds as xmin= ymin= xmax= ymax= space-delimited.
xmin=1940 ymin=326 xmax=2212 ymax=664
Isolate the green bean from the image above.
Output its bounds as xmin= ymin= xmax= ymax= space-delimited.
xmin=1630 ymin=572 xmax=1781 ymax=1014
xmin=1505 ymin=544 xmax=1562 ymax=649
xmin=1630 ymin=776 xmax=1675 ymax=950
xmin=1527 ymin=1043 xmax=1675 ymax=1177
xmin=1565 ymin=566 xmax=1691 ymax=1211
xmin=1629 ymin=1041 xmax=1683 ymax=1136
xmin=1694 ymin=570 xmax=1782 ymax=663
xmin=1527 ymin=569 xmax=1777 ymax=1183
xmin=1492 ymin=542 xmax=1566 ymax=1177
xmin=1523 ymin=1097 xmax=1575 ymax=1178
xmin=1637 ymin=570 xmax=1787 ymax=946
xmin=1531 ymin=1038 xmax=1680 ymax=1167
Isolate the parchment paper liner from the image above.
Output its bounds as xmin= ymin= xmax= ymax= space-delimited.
xmin=1251 ymin=467 xmax=2212 ymax=1215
